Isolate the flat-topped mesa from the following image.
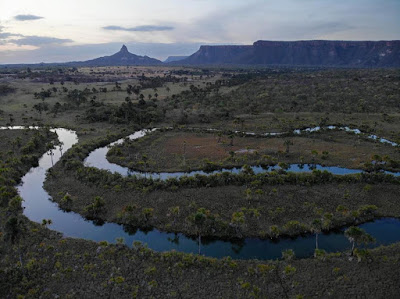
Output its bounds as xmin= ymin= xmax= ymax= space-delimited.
xmin=179 ymin=40 xmax=400 ymax=67
xmin=182 ymin=45 xmax=254 ymax=64
xmin=252 ymin=40 xmax=400 ymax=66
xmin=164 ymin=55 xmax=189 ymax=63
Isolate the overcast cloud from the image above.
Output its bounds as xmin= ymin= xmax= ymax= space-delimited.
xmin=9 ymin=36 xmax=73 ymax=46
xmin=0 ymin=0 xmax=399 ymax=63
xmin=103 ymin=25 xmax=174 ymax=32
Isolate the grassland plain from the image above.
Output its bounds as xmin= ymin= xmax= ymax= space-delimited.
xmin=1 ymin=66 xmax=400 ymax=297
xmin=1 ymin=68 xmax=399 ymax=134
xmin=0 ymin=66 xmax=222 ymax=126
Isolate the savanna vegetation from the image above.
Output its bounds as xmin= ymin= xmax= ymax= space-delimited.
xmin=1 ymin=65 xmax=400 ymax=297
xmin=106 ymin=129 xmax=400 ymax=172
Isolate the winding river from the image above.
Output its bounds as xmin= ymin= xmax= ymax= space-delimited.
xmin=3 ymin=125 xmax=400 ymax=260
xmin=85 ymin=126 xmax=399 ymax=179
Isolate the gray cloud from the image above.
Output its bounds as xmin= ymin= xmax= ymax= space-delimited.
xmin=103 ymin=25 xmax=174 ymax=32
xmin=9 ymin=36 xmax=72 ymax=46
xmin=0 ymin=32 xmax=13 ymax=38
xmin=0 ymin=42 xmax=203 ymax=64
xmin=169 ymin=0 xmax=396 ymax=43
xmin=0 ymin=25 xmax=72 ymax=47
xmin=0 ymin=32 xmax=24 ymax=39
xmin=313 ymin=22 xmax=355 ymax=35
xmin=0 ymin=26 xmax=24 ymax=40
xmin=14 ymin=14 xmax=44 ymax=21
xmin=0 ymin=26 xmax=7 ymax=42
xmin=263 ymin=21 xmax=356 ymax=40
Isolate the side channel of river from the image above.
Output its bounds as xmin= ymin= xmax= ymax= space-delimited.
xmin=2 ymin=126 xmax=399 ymax=260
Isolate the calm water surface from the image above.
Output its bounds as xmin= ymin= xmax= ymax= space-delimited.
xmin=3 ymin=126 xmax=399 ymax=260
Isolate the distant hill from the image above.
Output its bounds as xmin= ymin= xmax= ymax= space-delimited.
xmin=179 ymin=40 xmax=400 ymax=67
xmin=69 ymin=45 xmax=162 ymax=66
xmin=164 ymin=56 xmax=189 ymax=63
xmin=2 ymin=41 xmax=400 ymax=68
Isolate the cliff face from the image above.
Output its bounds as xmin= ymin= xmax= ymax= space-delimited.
xmin=182 ymin=45 xmax=254 ymax=64
xmin=164 ymin=56 xmax=189 ymax=63
xmin=180 ymin=40 xmax=400 ymax=67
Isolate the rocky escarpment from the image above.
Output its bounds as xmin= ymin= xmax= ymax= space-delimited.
xmin=71 ymin=45 xmax=162 ymax=66
xmin=179 ymin=45 xmax=253 ymax=65
xmin=164 ymin=56 xmax=189 ymax=63
xmin=180 ymin=40 xmax=400 ymax=67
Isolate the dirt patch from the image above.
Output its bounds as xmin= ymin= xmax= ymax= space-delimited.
xmin=107 ymin=130 xmax=400 ymax=172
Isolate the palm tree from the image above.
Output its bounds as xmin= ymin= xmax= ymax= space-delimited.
xmin=4 ymin=216 xmax=27 ymax=266
xmin=193 ymin=209 xmax=207 ymax=254
xmin=47 ymin=147 xmax=54 ymax=166
xmin=245 ymin=188 xmax=252 ymax=205
xmin=283 ymin=140 xmax=293 ymax=155
xmin=182 ymin=141 xmax=187 ymax=165
xmin=311 ymin=218 xmax=322 ymax=251
xmin=230 ymin=211 xmax=245 ymax=236
xmin=8 ymin=196 xmax=23 ymax=215
xmin=59 ymin=141 xmax=64 ymax=156
xmin=228 ymin=134 xmax=234 ymax=146
xmin=41 ymin=219 xmax=53 ymax=227
xmin=344 ymin=226 xmax=375 ymax=256
xmin=233 ymin=118 xmax=245 ymax=131
xmin=217 ymin=132 xmax=222 ymax=144
xmin=85 ymin=196 xmax=105 ymax=218
xmin=169 ymin=206 xmax=180 ymax=226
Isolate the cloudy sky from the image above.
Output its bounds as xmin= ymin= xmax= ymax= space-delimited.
xmin=0 ymin=0 xmax=399 ymax=63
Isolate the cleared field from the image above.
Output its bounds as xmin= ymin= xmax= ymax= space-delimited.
xmin=107 ymin=130 xmax=400 ymax=172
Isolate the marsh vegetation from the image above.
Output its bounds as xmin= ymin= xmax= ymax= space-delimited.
xmin=1 ymin=65 xmax=400 ymax=297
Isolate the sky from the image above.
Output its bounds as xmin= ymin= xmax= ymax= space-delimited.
xmin=0 ymin=0 xmax=399 ymax=64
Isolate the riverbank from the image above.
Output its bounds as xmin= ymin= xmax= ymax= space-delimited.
xmin=2 ymin=221 xmax=400 ymax=298
xmin=1 ymin=126 xmax=399 ymax=298
xmin=45 ymin=167 xmax=400 ymax=240
xmin=106 ymin=128 xmax=400 ymax=173
xmin=42 ymin=126 xmax=400 ymax=240
xmin=1 ymin=66 xmax=400 ymax=297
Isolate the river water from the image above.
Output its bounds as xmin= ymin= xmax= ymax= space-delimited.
xmin=2 ymin=125 xmax=399 ymax=260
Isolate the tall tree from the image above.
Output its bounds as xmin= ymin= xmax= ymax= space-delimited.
xmin=311 ymin=218 xmax=322 ymax=251
xmin=344 ymin=226 xmax=375 ymax=256
xmin=4 ymin=216 xmax=27 ymax=266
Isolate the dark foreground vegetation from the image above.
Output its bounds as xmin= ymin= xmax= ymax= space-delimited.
xmin=45 ymin=129 xmax=400 ymax=239
xmin=0 ymin=131 xmax=399 ymax=298
xmin=1 ymin=66 xmax=400 ymax=297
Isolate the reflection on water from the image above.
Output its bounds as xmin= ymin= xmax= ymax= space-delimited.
xmin=84 ymin=127 xmax=399 ymax=179
xmin=1 ymin=126 xmax=399 ymax=260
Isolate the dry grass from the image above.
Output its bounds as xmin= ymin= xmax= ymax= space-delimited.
xmin=108 ymin=130 xmax=400 ymax=172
